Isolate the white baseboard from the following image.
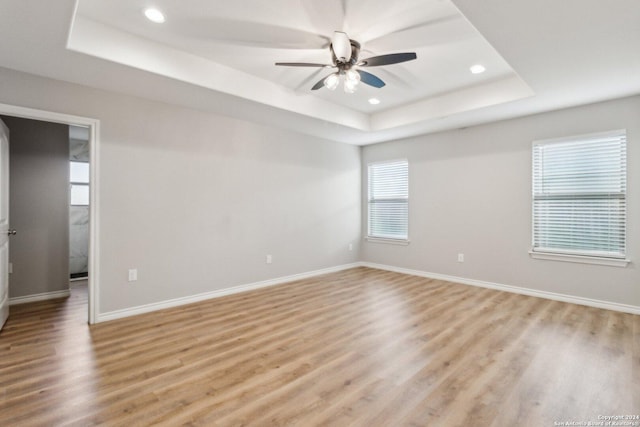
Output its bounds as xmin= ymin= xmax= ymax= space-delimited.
xmin=361 ymin=262 xmax=640 ymax=315
xmin=9 ymin=289 xmax=71 ymax=305
xmin=97 ymin=263 xmax=361 ymax=323
xmin=96 ymin=260 xmax=640 ymax=323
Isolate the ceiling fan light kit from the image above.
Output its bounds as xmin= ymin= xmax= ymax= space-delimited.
xmin=344 ymin=78 xmax=358 ymax=93
xmin=323 ymin=73 xmax=340 ymax=90
xmin=322 ymin=67 xmax=363 ymax=92
xmin=276 ymin=31 xmax=417 ymax=94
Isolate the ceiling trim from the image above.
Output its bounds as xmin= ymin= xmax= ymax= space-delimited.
xmin=372 ymin=74 xmax=534 ymax=130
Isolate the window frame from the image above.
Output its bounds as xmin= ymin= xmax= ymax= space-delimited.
xmin=529 ymin=129 xmax=629 ymax=267
xmin=70 ymin=161 xmax=90 ymax=206
xmin=366 ymin=159 xmax=410 ymax=245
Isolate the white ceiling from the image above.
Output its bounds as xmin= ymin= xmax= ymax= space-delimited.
xmin=0 ymin=0 xmax=638 ymax=144
xmin=74 ymin=0 xmax=523 ymax=114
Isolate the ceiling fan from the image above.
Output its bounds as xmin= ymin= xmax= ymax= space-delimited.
xmin=275 ymin=31 xmax=417 ymax=93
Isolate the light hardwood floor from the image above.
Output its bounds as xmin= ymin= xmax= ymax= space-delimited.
xmin=1 ymin=267 xmax=638 ymax=426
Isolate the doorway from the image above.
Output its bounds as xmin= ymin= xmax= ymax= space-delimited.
xmin=0 ymin=103 xmax=99 ymax=324
xmin=69 ymin=125 xmax=90 ymax=281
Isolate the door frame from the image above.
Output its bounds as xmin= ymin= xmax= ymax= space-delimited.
xmin=0 ymin=102 xmax=100 ymax=324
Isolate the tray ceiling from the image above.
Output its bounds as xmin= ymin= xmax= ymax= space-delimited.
xmin=68 ymin=0 xmax=532 ymax=134
xmin=0 ymin=0 xmax=638 ymax=144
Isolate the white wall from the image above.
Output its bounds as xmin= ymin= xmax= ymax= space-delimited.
xmin=0 ymin=67 xmax=361 ymax=315
xmin=362 ymin=95 xmax=640 ymax=308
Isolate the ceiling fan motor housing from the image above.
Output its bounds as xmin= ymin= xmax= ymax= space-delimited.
xmin=331 ymin=40 xmax=361 ymax=69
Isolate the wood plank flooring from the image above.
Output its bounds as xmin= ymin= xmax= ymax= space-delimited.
xmin=0 ymin=267 xmax=638 ymax=426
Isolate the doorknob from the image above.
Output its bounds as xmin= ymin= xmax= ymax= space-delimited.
xmin=7 ymin=229 xmax=16 ymax=236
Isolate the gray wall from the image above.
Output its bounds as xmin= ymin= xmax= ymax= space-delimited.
xmin=1 ymin=115 xmax=70 ymax=298
xmin=362 ymin=95 xmax=640 ymax=308
xmin=0 ymin=67 xmax=361 ymax=314
xmin=5 ymin=64 xmax=635 ymax=316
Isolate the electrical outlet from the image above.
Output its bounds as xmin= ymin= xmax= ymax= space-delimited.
xmin=348 ymin=243 xmax=353 ymax=251
xmin=128 ymin=268 xmax=138 ymax=282
xmin=266 ymin=254 xmax=272 ymax=264
xmin=457 ymin=253 xmax=464 ymax=263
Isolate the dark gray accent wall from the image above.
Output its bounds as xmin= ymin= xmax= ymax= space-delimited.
xmin=1 ymin=116 xmax=69 ymax=298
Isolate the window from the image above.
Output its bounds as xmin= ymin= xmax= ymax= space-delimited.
xmin=368 ymin=159 xmax=409 ymax=241
xmin=70 ymin=161 xmax=90 ymax=205
xmin=532 ymin=130 xmax=627 ymax=262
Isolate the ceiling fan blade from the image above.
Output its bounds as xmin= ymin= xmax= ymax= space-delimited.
xmin=275 ymin=62 xmax=333 ymax=67
xmin=299 ymin=0 xmax=347 ymax=39
xmin=182 ymin=18 xmax=330 ymax=49
xmin=331 ymin=31 xmax=352 ymax=63
xmin=311 ymin=75 xmax=330 ymax=90
xmin=369 ymin=66 xmax=412 ymax=89
xmin=356 ymin=70 xmax=386 ymax=88
xmin=295 ymin=68 xmax=325 ymax=92
xmin=362 ymin=15 xmax=461 ymax=46
xmin=360 ymin=52 xmax=417 ymax=67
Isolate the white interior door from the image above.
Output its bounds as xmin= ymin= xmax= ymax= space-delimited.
xmin=0 ymin=119 xmax=10 ymax=330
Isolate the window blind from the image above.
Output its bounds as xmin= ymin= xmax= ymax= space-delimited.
xmin=368 ymin=160 xmax=408 ymax=240
xmin=70 ymin=161 xmax=90 ymax=206
xmin=532 ymin=130 xmax=627 ymax=258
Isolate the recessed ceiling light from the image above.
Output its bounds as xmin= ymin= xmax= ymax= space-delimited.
xmin=368 ymin=98 xmax=381 ymax=105
xmin=470 ymin=64 xmax=486 ymax=74
xmin=144 ymin=8 xmax=165 ymax=23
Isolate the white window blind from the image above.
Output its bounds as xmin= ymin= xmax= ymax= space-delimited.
xmin=70 ymin=161 xmax=89 ymax=183
xmin=532 ymin=130 xmax=627 ymax=258
xmin=368 ymin=160 xmax=408 ymax=240
xmin=70 ymin=161 xmax=90 ymax=206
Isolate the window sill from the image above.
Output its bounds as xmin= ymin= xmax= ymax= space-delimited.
xmin=529 ymin=250 xmax=630 ymax=267
xmin=366 ymin=237 xmax=410 ymax=246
